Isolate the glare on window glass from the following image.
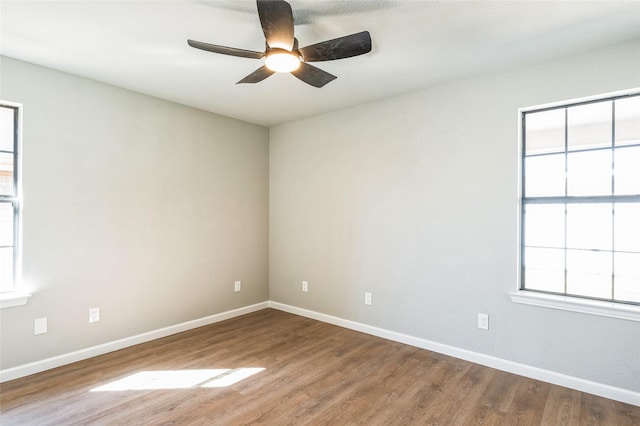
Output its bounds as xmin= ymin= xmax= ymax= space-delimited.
xmin=522 ymin=92 xmax=639 ymax=305
xmin=0 ymin=153 xmax=14 ymax=196
xmin=615 ymin=96 xmax=640 ymax=147
xmin=614 ymin=203 xmax=640 ymax=253
xmin=523 ymin=247 xmax=564 ymax=293
xmin=524 ymin=204 xmax=565 ymax=248
xmin=566 ymin=250 xmax=612 ymax=300
xmin=0 ymin=202 xmax=13 ymax=246
xmin=567 ymin=150 xmax=612 ymax=196
xmin=0 ymin=107 xmax=14 ymax=152
xmin=614 ymin=253 xmax=640 ymax=303
xmin=567 ymin=101 xmax=612 ymax=151
xmin=566 ymin=203 xmax=612 ymax=250
xmin=525 ymin=154 xmax=565 ymax=197
xmin=525 ymin=109 xmax=565 ymax=155
xmin=614 ymin=146 xmax=640 ymax=195
xmin=0 ymin=247 xmax=13 ymax=290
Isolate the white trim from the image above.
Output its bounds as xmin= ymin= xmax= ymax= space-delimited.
xmin=0 ymin=302 xmax=268 ymax=383
xmin=510 ymin=290 xmax=640 ymax=322
xmin=0 ymin=100 xmax=24 ymax=295
xmin=2 ymin=300 xmax=638 ymax=406
xmin=516 ymin=87 xmax=640 ymax=324
xmin=268 ymin=301 xmax=640 ymax=407
xmin=0 ymin=291 xmax=31 ymax=309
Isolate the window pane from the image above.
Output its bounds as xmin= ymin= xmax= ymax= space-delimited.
xmin=524 ymin=204 xmax=564 ymax=248
xmin=614 ymin=252 xmax=640 ymax=303
xmin=0 ymin=152 xmax=14 ymax=196
xmin=0 ymin=202 xmax=14 ymax=247
xmin=523 ymin=247 xmax=564 ymax=293
xmin=614 ymin=203 xmax=640 ymax=253
xmin=566 ymin=250 xmax=612 ymax=299
xmin=614 ymin=146 xmax=640 ymax=195
xmin=525 ymin=109 xmax=565 ymax=155
xmin=0 ymin=247 xmax=13 ymax=291
xmin=0 ymin=106 xmax=15 ymax=152
xmin=567 ymin=101 xmax=612 ymax=151
xmin=522 ymin=93 xmax=640 ymax=305
xmin=566 ymin=203 xmax=612 ymax=250
xmin=567 ymin=149 xmax=611 ymax=196
xmin=525 ymin=154 xmax=565 ymax=197
xmin=615 ymin=96 xmax=640 ymax=147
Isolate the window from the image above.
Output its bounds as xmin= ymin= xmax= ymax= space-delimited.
xmin=516 ymin=90 xmax=640 ymax=319
xmin=0 ymin=101 xmax=21 ymax=294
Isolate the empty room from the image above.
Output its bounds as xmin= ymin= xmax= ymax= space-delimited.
xmin=1 ymin=0 xmax=639 ymax=424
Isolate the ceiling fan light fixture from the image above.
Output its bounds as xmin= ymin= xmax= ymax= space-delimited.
xmin=265 ymin=49 xmax=301 ymax=73
xmin=187 ymin=0 xmax=372 ymax=87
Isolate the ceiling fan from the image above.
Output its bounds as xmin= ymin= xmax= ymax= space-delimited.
xmin=187 ymin=0 xmax=372 ymax=88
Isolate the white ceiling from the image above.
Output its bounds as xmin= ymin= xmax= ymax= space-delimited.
xmin=2 ymin=1 xmax=640 ymax=127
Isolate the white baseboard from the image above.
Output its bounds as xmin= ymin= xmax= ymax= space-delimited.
xmin=2 ymin=300 xmax=638 ymax=407
xmin=0 ymin=302 xmax=269 ymax=383
xmin=268 ymin=301 xmax=640 ymax=407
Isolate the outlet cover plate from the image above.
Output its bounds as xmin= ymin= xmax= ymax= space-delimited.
xmin=477 ymin=313 xmax=489 ymax=330
xmin=34 ymin=317 xmax=47 ymax=335
xmin=364 ymin=292 xmax=372 ymax=305
xmin=302 ymin=281 xmax=308 ymax=292
xmin=234 ymin=281 xmax=241 ymax=292
xmin=89 ymin=307 xmax=100 ymax=323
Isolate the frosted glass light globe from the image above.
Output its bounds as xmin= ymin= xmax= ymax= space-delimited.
xmin=265 ymin=50 xmax=301 ymax=73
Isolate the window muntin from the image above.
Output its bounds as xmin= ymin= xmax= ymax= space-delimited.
xmin=521 ymin=92 xmax=640 ymax=305
xmin=0 ymin=102 xmax=20 ymax=293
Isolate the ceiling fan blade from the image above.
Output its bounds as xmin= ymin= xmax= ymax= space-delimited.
xmin=257 ymin=0 xmax=294 ymax=50
xmin=188 ymin=39 xmax=264 ymax=59
xmin=299 ymin=31 xmax=372 ymax=62
xmin=237 ymin=65 xmax=275 ymax=84
xmin=291 ymin=62 xmax=337 ymax=88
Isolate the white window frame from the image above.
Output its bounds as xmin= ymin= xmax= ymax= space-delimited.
xmin=510 ymin=88 xmax=640 ymax=322
xmin=0 ymin=100 xmax=29 ymax=308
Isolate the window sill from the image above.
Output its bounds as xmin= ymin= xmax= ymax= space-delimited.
xmin=0 ymin=292 xmax=32 ymax=309
xmin=509 ymin=290 xmax=640 ymax=322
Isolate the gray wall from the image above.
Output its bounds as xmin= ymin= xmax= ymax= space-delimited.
xmin=1 ymin=39 xmax=639 ymax=394
xmin=269 ymin=39 xmax=640 ymax=392
xmin=0 ymin=57 xmax=269 ymax=369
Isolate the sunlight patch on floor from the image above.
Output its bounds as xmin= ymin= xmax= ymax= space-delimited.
xmin=90 ymin=368 xmax=265 ymax=391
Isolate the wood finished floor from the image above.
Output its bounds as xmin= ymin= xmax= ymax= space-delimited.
xmin=1 ymin=309 xmax=638 ymax=425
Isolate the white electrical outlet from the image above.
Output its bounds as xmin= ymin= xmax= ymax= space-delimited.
xmin=34 ymin=317 xmax=47 ymax=335
xmin=234 ymin=280 xmax=241 ymax=292
xmin=477 ymin=313 xmax=489 ymax=330
xmin=302 ymin=281 xmax=308 ymax=292
xmin=364 ymin=292 xmax=372 ymax=305
xmin=89 ymin=307 xmax=100 ymax=323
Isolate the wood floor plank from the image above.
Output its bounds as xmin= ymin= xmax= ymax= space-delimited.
xmin=1 ymin=308 xmax=638 ymax=425
xmin=425 ymin=363 xmax=498 ymax=424
xmin=541 ymin=385 xmax=582 ymax=426
xmin=466 ymin=370 xmax=521 ymax=424
xmin=504 ymin=377 xmax=552 ymax=425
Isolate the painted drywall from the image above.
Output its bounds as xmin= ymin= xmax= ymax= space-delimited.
xmin=269 ymin=39 xmax=640 ymax=393
xmin=0 ymin=57 xmax=269 ymax=369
